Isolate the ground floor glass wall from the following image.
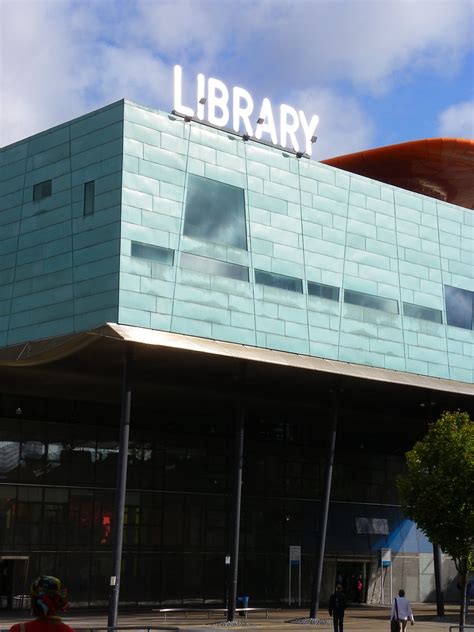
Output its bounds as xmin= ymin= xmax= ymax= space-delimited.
xmin=0 ymin=393 xmax=425 ymax=606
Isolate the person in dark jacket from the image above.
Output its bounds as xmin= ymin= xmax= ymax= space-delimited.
xmin=328 ymin=583 xmax=347 ymax=632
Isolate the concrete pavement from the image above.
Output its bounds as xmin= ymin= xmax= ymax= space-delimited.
xmin=0 ymin=604 xmax=470 ymax=632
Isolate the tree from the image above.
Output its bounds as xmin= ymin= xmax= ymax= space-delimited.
xmin=398 ymin=411 xmax=474 ymax=630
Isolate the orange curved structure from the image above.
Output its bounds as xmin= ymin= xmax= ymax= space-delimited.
xmin=322 ymin=138 xmax=474 ymax=210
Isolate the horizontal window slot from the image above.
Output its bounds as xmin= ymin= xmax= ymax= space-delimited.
xmin=255 ymin=270 xmax=303 ymax=293
xmin=403 ymin=302 xmax=443 ymax=324
xmin=344 ymin=289 xmax=398 ymax=314
xmin=180 ymin=253 xmax=248 ymax=282
xmin=308 ymin=281 xmax=339 ymax=301
xmin=131 ymin=242 xmax=174 ymax=265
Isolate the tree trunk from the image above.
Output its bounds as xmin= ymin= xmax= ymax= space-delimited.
xmin=459 ymin=562 xmax=467 ymax=632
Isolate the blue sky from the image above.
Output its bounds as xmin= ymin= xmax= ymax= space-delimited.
xmin=1 ymin=0 xmax=473 ymax=159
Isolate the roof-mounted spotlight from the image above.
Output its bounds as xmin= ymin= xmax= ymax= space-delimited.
xmin=256 ymin=117 xmax=264 ymax=125
xmin=199 ymin=97 xmax=207 ymax=105
xmin=296 ymin=151 xmax=304 ymax=159
xmin=311 ymin=135 xmax=318 ymax=144
xmin=184 ymin=114 xmax=193 ymax=122
xmin=242 ymin=133 xmax=250 ymax=141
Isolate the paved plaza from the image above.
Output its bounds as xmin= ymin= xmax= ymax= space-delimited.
xmin=0 ymin=605 xmax=470 ymax=632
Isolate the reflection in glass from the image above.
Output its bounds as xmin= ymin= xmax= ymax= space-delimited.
xmin=255 ymin=269 xmax=303 ymax=293
xmin=184 ymin=174 xmax=247 ymax=249
xmin=47 ymin=443 xmax=64 ymax=462
xmin=403 ymin=302 xmax=443 ymax=324
xmin=308 ymin=281 xmax=339 ymax=301
xmin=344 ymin=289 xmax=399 ymax=314
xmin=0 ymin=441 xmax=20 ymax=474
xmin=445 ymin=285 xmax=474 ymax=330
xmin=180 ymin=252 xmax=249 ymax=281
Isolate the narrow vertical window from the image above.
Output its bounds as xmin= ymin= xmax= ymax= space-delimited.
xmin=84 ymin=181 xmax=95 ymax=216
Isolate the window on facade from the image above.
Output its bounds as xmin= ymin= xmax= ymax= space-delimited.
xmin=184 ymin=174 xmax=247 ymax=250
xmin=131 ymin=242 xmax=174 ymax=265
xmin=445 ymin=285 xmax=474 ymax=330
xmin=33 ymin=179 xmax=52 ymax=201
xmin=308 ymin=281 xmax=339 ymax=301
xmin=403 ymin=302 xmax=443 ymax=324
xmin=180 ymin=252 xmax=248 ymax=282
xmin=83 ymin=181 xmax=95 ymax=215
xmin=344 ymin=289 xmax=399 ymax=314
xmin=255 ymin=269 xmax=303 ymax=293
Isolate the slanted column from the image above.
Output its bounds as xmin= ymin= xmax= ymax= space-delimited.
xmin=227 ymin=404 xmax=245 ymax=623
xmin=107 ymin=346 xmax=133 ymax=630
xmin=310 ymin=389 xmax=339 ymax=619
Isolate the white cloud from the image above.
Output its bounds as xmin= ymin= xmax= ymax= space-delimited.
xmin=293 ymin=88 xmax=375 ymax=160
xmin=133 ymin=0 xmax=473 ymax=94
xmin=437 ymin=100 xmax=474 ymax=138
xmin=1 ymin=0 xmax=472 ymax=146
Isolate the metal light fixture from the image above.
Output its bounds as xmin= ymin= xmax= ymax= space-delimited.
xmin=256 ymin=117 xmax=264 ymax=125
xmin=311 ymin=135 xmax=317 ymax=144
xmin=199 ymin=97 xmax=207 ymax=105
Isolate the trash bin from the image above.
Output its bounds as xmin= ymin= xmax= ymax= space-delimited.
xmin=238 ymin=595 xmax=249 ymax=616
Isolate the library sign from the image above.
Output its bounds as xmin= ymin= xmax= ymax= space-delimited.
xmin=173 ymin=65 xmax=319 ymax=156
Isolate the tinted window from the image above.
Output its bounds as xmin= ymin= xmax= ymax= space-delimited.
xmin=308 ymin=281 xmax=339 ymax=301
xmin=180 ymin=252 xmax=248 ymax=282
xmin=84 ymin=181 xmax=95 ymax=215
xmin=403 ymin=302 xmax=443 ymax=324
xmin=131 ymin=242 xmax=174 ymax=265
xmin=33 ymin=179 xmax=52 ymax=201
xmin=344 ymin=289 xmax=399 ymax=314
xmin=255 ymin=269 xmax=303 ymax=293
xmin=184 ymin=174 xmax=247 ymax=249
xmin=445 ymin=285 xmax=474 ymax=329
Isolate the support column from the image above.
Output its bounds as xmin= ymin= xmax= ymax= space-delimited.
xmin=227 ymin=404 xmax=245 ymax=623
xmin=310 ymin=390 xmax=339 ymax=619
xmin=107 ymin=346 xmax=133 ymax=630
xmin=433 ymin=543 xmax=445 ymax=616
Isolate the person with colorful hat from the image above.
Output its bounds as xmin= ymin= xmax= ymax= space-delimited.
xmin=10 ymin=576 xmax=74 ymax=632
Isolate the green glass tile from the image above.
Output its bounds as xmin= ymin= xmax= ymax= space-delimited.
xmin=119 ymin=306 xmax=151 ymax=328
xmin=171 ymin=315 xmax=212 ymax=338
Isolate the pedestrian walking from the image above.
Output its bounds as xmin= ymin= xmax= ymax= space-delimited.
xmin=355 ymin=574 xmax=363 ymax=603
xmin=9 ymin=576 xmax=74 ymax=632
xmin=328 ymin=583 xmax=347 ymax=632
xmin=391 ymin=589 xmax=414 ymax=631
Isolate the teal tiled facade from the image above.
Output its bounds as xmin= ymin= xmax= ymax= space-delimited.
xmin=1 ymin=100 xmax=472 ymax=383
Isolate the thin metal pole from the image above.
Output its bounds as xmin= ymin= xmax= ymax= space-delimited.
xmin=310 ymin=390 xmax=339 ymax=619
xmin=227 ymin=404 xmax=245 ymax=623
xmin=433 ymin=543 xmax=445 ymax=617
xmin=107 ymin=346 xmax=133 ymax=630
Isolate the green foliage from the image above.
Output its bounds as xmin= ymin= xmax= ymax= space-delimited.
xmin=397 ymin=410 xmax=474 ymax=573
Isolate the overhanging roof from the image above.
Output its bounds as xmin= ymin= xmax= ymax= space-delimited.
xmin=1 ymin=323 xmax=472 ymax=397
xmin=322 ymin=138 xmax=474 ymax=210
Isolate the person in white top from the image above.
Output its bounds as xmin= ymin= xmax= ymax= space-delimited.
xmin=391 ymin=589 xmax=415 ymax=631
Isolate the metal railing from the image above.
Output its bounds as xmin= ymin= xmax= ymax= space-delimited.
xmin=75 ymin=627 xmax=179 ymax=632
xmin=0 ymin=629 xmax=178 ymax=632
xmin=449 ymin=626 xmax=474 ymax=631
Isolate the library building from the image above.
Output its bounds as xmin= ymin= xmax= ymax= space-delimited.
xmin=0 ymin=93 xmax=472 ymax=609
